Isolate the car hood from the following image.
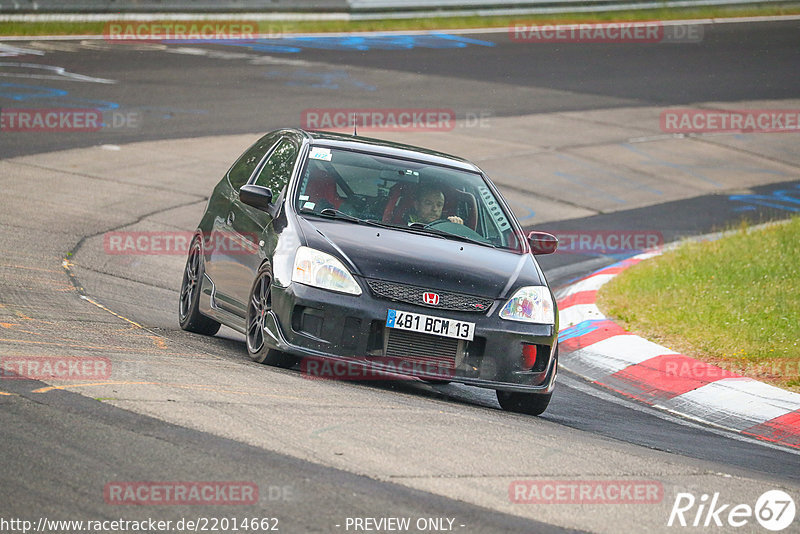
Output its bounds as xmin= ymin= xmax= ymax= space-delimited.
xmin=298 ymin=217 xmax=543 ymax=299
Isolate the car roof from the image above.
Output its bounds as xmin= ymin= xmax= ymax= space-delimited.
xmin=283 ymin=128 xmax=481 ymax=173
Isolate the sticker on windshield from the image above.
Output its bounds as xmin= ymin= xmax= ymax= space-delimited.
xmin=310 ymin=148 xmax=332 ymax=161
xmin=303 ymin=201 xmax=316 ymax=211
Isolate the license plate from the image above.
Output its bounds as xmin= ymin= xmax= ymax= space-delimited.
xmin=386 ymin=309 xmax=474 ymax=341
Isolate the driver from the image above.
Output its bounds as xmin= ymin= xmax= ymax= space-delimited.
xmin=406 ymin=184 xmax=463 ymax=225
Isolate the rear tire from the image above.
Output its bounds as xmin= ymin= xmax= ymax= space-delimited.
xmin=246 ymin=265 xmax=297 ymax=368
xmin=179 ymin=236 xmax=221 ymax=336
xmin=496 ymin=391 xmax=552 ymax=416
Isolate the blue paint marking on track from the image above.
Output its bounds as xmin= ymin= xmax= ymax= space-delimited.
xmin=0 ymin=82 xmax=119 ymax=111
xmin=428 ymin=32 xmax=499 ymax=47
xmin=558 ymin=319 xmax=602 ymax=341
xmin=0 ymin=82 xmax=68 ymax=101
xmin=166 ymin=33 xmax=496 ymax=54
xmin=506 ymin=199 xmax=535 ymax=221
xmin=0 ymin=83 xmax=208 ymax=121
xmin=729 ymin=183 xmax=800 ymax=213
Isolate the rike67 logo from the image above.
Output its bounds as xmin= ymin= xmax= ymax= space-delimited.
xmin=668 ymin=490 xmax=796 ymax=531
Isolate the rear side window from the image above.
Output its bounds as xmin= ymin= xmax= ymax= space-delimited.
xmin=253 ymin=138 xmax=298 ymax=193
xmin=227 ymin=133 xmax=279 ymax=189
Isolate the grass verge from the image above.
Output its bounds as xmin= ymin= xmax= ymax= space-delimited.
xmin=1 ymin=4 xmax=799 ymax=37
xmin=597 ymin=217 xmax=800 ymax=392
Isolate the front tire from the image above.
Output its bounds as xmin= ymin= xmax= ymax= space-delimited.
xmin=246 ymin=265 xmax=296 ymax=368
xmin=496 ymin=391 xmax=552 ymax=416
xmin=179 ymin=237 xmax=221 ymax=336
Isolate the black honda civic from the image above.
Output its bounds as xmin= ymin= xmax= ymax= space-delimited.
xmin=179 ymin=128 xmax=559 ymax=415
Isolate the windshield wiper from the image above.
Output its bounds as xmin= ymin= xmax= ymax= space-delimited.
xmin=308 ymin=208 xmax=393 ymax=229
xmin=405 ymin=223 xmax=497 ymax=248
xmin=304 ymin=208 xmax=496 ymax=247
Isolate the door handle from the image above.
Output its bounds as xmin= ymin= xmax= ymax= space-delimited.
xmin=226 ymin=212 xmax=235 ymax=226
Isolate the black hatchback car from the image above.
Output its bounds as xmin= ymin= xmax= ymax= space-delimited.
xmin=179 ymin=129 xmax=559 ymax=415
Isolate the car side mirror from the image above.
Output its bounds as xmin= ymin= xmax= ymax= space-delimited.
xmin=239 ymin=184 xmax=273 ymax=212
xmin=528 ymin=231 xmax=558 ymax=255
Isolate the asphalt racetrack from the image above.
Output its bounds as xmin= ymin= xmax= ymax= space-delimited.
xmin=1 ymin=18 xmax=799 ymax=533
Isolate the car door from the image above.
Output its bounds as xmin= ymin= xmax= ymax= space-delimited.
xmin=206 ymin=132 xmax=281 ymax=314
xmin=218 ymin=136 xmax=301 ymax=315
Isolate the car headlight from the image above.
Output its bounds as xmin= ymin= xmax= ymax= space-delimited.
xmin=292 ymin=246 xmax=362 ymax=296
xmin=499 ymin=286 xmax=554 ymax=324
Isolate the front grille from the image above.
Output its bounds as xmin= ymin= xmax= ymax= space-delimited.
xmin=384 ymin=329 xmax=459 ymax=369
xmin=366 ymin=279 xmax=492 ymax=313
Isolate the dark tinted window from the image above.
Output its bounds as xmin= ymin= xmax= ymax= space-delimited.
xmin=295 ymin=147 xmax=523 ymax=252
xmin=253 ymin=138 xmax=298 ymax=193
xmin=227 ymin=133 xmax=279 ymax=189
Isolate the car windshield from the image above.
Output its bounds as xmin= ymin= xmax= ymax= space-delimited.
xmin=294 ymin=146 xmax=524 ymax=252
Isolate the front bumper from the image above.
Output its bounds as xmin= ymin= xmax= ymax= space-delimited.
xmin=264 ymin=280 xmax=558 ymax=393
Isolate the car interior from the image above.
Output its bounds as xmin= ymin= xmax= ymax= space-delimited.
xmin=296 ymin=151 xmax=521 ymax=250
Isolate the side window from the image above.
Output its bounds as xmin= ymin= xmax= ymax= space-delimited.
xmin=227 ymin=133 xmax=280 ymax=189
xmin=253 ymin=138 xmax=298 ymax=193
